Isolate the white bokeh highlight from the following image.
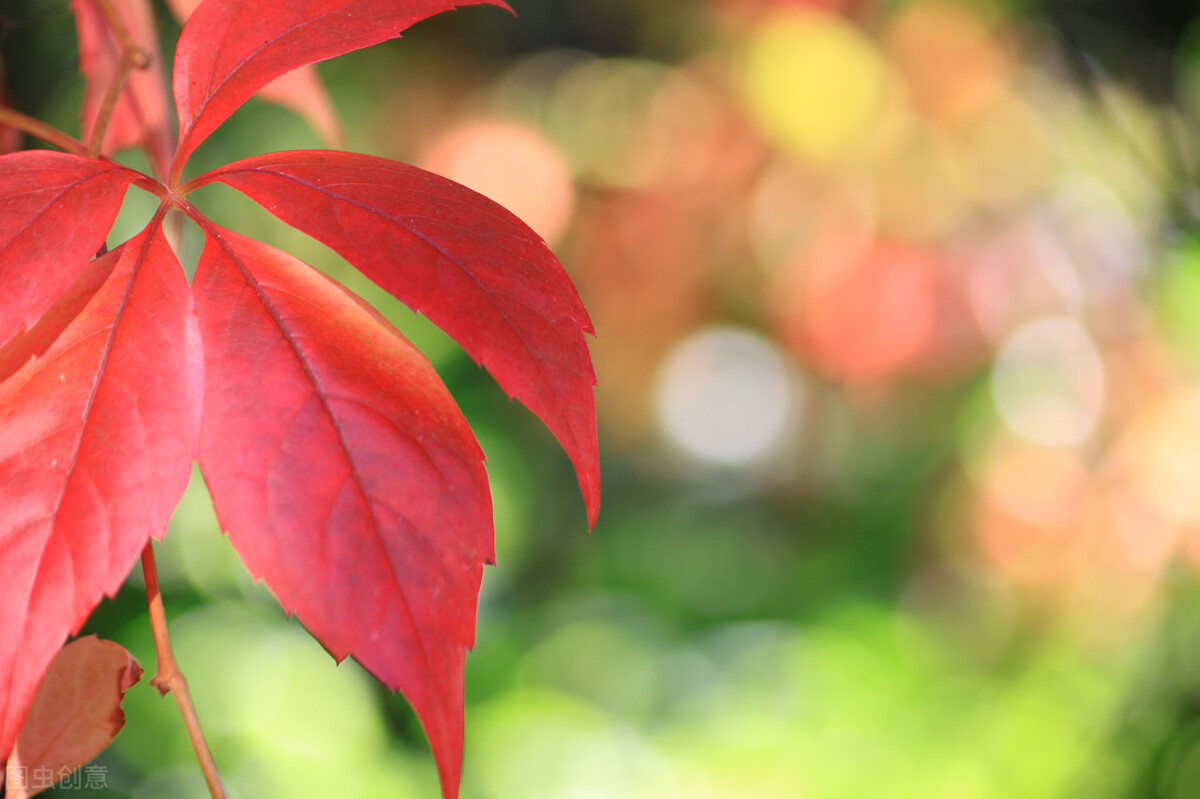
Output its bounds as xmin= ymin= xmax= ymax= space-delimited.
xmin=655 ymin=327 xmax=800 ymax=467
xmin=990 ymin=316 xmax=1106 ymax=447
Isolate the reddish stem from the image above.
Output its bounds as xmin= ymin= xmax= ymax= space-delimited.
xmin=0 ymin=106 xmax=88 ymax=155
xmin=88 ymin=0 xmax=152 ymax=159
xmin=141 ymin=542 xmax=228 ymax=799
xmin=87 ymin=48 xmax=138 ymax=159
xmin=95 ymin=0 xmax=150 ymax=68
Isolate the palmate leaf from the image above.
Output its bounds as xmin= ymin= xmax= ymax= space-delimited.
xmin=0 ymin=223 xmax=198 ymax=767
xmin=1 ymin=3 xmax=597 ymax=797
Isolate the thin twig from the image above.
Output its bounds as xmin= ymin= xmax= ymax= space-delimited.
xmin=141 ymin=542 xmax=228 ymax=799
xmin=87 ymin=47 xmax=138 ymax=158
xmin=0 ymin=105 xmax=88 ymax=155
xmin=95 ymin=0 xmax=149 ymax=69
xmin=88 ymin=0 xmax=151 ymax=158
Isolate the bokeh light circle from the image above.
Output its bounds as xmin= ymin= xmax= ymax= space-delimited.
xmin=419 ymin=118 xmax=576 ymax=245
xmin=655 ymin=326 xmax=800 ymax=467
xmin=990 ymin=317 xmax=1106 ymax=447
xmin=742 ymin=8 xmax=888 ymax=162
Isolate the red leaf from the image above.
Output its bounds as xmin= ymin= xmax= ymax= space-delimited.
xmin=71 ymin=0 xmax=173 ymax=179
xmin=192 ymin=224 xmax=492 ymax=799
xmin=163 ymin=0 xmax=344 ymax=146
xmin=0 ymin=223 xmax=199 ymax=766
xmin=171 ymin=0 xmax=510 ymax=175
xmin=5 ymin=636 xmax=142 ymax=799
xmin=0 ymin=152 xmax=137 ymax=350
xmin=198 ymin=150 xmax=600 ymax=525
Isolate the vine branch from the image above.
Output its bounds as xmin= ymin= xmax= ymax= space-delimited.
xmin=141 ymin=542 xmax=228 ymax=799
xmin=95 ymin=0 xmax=150 ymax=68
xmin=0 ymin=105 xmax=87 ymax=155
xmin=88 ymin=0 xmax=151 ymax=159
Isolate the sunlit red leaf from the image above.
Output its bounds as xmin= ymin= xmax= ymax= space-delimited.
xmin=0 ymin=152 xmax=137 ymax=350
xmin=198 ymin=150 xmax=600 ymax=525
xmin=0 ymin=223 xmax=199 ymax=766
xmin=162 ymin=0 xmax=344 ymax=146
xmin=71 ymin=0 xmax=173 ymax=178
xmin=171 ymin=0 xmax=510 ymax=173
xmin=192 ymin=224 xmax=492 ymax=799
xmin=5 ymin=636 xmax=142 ymax=799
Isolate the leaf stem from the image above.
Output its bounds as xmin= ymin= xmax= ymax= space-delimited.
xmin=88 ymin=0 xmax=151 ymax=159
xmin=140 ymin=542 xmax=228 ymax=799
xmin=95 ymin=0 xmax=151 ymax=69
xmin=88 ymin=48 xmax=138 ymax=159
xmin=0 ymin=105 xmax=88 ymax=155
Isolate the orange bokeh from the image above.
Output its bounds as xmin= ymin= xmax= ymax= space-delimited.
xmin=778 ymin=239 xmax=943 ymax=383
xmin=419 ymin=119 xmax=576 ymax=246
xmin=885 ymin=0 xmax=1015 ymax=126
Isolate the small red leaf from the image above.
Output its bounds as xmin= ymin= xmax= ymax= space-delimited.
xmin=0 ymin=152 xmax=137 ymax=350
xmin=5 ymin=636 xmax=142 ymax=799
xmin=171 ymin=0 xmax=510 ymax=174
xmin=193 ymin=224 xmax=492 ymax=799
xmin=71 ymin=0 xmax=173 ymax=179
xmin=163 ymin=0 xmax=345 ymax=147
xmin=199 ymin=150 xmax=600 ymax=525
xmin=0 ymin=222 xmax=199 ymax=766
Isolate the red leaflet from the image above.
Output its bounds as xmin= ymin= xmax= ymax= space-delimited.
xmin=0 ymin=153 xmax=137 ymax=350
xmin=198 ymin=151 xmax=601 ymax=524
xmin=171 ymin=0 xmax=510 ymax=175
xmin=193 ymin=225 xmax=492 ymax=797
xmin=162 ymin=0 xmax=345 ymax=146
xmin=5 ymin=636 xmax=142 ymax=799
xmin=0 ymin=224 xmax=198 ymax=765
xmin=72 ymin=0 xmax=173 ymax=178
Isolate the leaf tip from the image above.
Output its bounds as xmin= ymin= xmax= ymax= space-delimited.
xmin=479 ymin=0 xmax=517 ymax=17
xmin=582 ymin=470 xmax=600 ymax=531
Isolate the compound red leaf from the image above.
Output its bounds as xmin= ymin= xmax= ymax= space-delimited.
xmin=0 ymin=152 xmax=138 ymax=351
xmin=5 ymin=636 xmax=142 ymax=799
xmin=163 ymin=0 xmax=344 ymax=147
xmin=72 ymin=0 xmax=173 ymax=179
xmin=199 ymin=150 xmax=600 ymax=525
xmin=0 ymin=223 xmax=199 ymax=767
xmin=193 ymin=224 xmax=492 ymax=799
xmin=171 ymin=0 xmax=510 ymax=175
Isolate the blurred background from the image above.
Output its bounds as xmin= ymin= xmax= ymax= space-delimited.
xmin=8 ymin=0 xmax=1200 ymax=795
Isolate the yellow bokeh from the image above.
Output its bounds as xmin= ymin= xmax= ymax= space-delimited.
xmin=742 ymin=9 xmax=889 ymax=163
